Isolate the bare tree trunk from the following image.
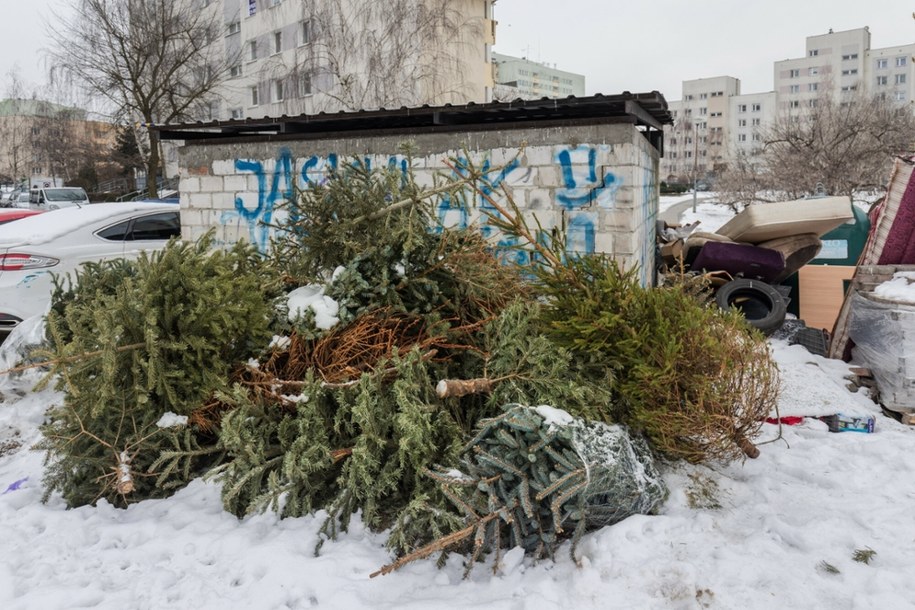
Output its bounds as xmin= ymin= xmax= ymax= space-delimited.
xmin=146 ymin=129 xmax=160 ymax=199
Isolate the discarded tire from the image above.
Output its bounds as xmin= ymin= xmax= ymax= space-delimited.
xmin=715 ymin=279 xmax=787 ymax=335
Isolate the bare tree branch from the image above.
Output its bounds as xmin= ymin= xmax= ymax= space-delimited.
xmin=717 ymin=91 xmax=915 ymax=205
xmin=47 ymin=0 xmax=237 ymax=198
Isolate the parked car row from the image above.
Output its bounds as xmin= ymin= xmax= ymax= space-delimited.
xmin=0 ymin=202 xmax=181 ymax=337
xmin=1 ymin=186 xmax=91 ymax=209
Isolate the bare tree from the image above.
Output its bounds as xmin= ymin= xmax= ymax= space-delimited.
xmin=47 ymin=0 xmax=235 ymax=198
xmin=290 ymin=0 xmax=483 ymax=112
xmin=0 ymin=70 xmax=35 ymax=185
xmin=717 ymin=92 xmax=915 ymax=206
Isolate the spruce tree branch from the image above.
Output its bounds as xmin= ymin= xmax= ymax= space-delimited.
xmin=0 ymin=342 xmax=146 ymax=377
xmin=370 ymin=510 xmax=503 ymax=578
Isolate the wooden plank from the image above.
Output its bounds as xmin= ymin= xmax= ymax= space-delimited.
xmin=798 ymin=265 xmax=857 ymax=332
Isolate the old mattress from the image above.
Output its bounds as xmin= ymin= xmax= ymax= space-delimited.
xmin=716 ymin=197 xmax=854 ymax=243
xmin=691 ymin=241 xmax=786 ymax=282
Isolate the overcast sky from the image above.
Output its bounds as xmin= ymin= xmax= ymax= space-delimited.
xmin=1 ymin=0 xmax=913 ymax=103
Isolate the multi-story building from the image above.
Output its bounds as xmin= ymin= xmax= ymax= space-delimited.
xmin=662 ymin=26 xmax=915 ymax=183
xmin=664 ymin=76 xmax=740 ymax=182
xmin=199 ymin=0 xmax=496 ymax=121
xmin=728 ymin=92 xmax=777 ymax=159
xmin=0 ymin=99 xmax=116 ymax=186
xmin=491 ymin=52 xmax=586 ymax=100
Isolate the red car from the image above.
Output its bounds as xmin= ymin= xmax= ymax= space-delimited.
xmin=0 ymin=209 xmax=43 ymax=226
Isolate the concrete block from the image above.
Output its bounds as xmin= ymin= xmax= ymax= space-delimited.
xmin=187 ymin=193 xmax=213 ymax=208
xmin=536 ymin=165 xmax=562 ymax=188
xmin=212 ymin=159 xmax=236 ymax=176
xmin=199 ymin=176 xmax=224 ymax=193
xmin=213 ymin=192 xmax=237 ymax=210
xmin=593 ymin=232 xmax=614 ymax=255
xmin=503 ymin=165 xmax=536 ymax=188
xmin=522 ymin=146 xmax=553 ymax=167
xmin=526 ymin=188 xmax=553 ymax=210
xmin=181 ymin=177 xmax=201 ymax=193
xmin=223 ymin=175 xmax=248 ymax=191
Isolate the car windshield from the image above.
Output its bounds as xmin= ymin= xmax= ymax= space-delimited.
xmin=44 ymin=188 xmax=87 ymax=202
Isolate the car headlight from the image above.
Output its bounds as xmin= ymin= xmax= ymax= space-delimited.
xmin=0 ymin=254 xmax=60 ymax=271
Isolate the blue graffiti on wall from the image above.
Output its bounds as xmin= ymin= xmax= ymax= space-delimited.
xmin=221 ymin=148 xmax=295 ymax=251
xmin=555 ymin=146 xmax=622 ymax=210
xmin=217 ymin=145 xmax=642 ymax=263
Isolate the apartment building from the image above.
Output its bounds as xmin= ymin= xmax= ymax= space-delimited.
xmin=492 ymin=52 xmax=586 ymax=100
xmin=0 ymin=99 xmax=115 ymax=185
xmin=729 ymin=92 xmax=777 ymax=158
xmin=662 ymin=27 xmax=915 ymax=183
xmin=200 ymin=0 xmax=496 ymax=121
xmin=664 ymin=76 xmax=739 ymax=182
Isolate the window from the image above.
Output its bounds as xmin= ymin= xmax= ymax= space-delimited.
xmin=229 ymin=64 xmax=242 ymax=78
xmin=738 ymin=134 xmax=747 ymax=142
xmin=250 ymin=86 xmax=259 ymax=106
xmin=809 ymin=67 xmax=819 ymax=76
xmin=273 ymin=31 xmax=282 ymax=54
xmin=877 ymin=58 xmax=888 ymax=69
xmin=808 ymin=83 xmax=818 ymax=92
xmin=897 ymin=57 xmax=907 ymax=67
xmin=808 ymin=99 xmax=817 ymax=108
xmin=809 ymin=49 xmax=819 ymax=57
xmin=248 ymin=40 xmax=257 ymax=61
xmin=737 ymin=104 xmax=747 ymax=112
xmin=230 ymin=108 xmax=244 ymax=119
xmin=98 ymin=213 xmax=180 ymax=242
xmin=699 ymin=93 xmax=707 ymax=100
xmin=738 ymin=119 xmax=747 ymax=127
xmin=752 ymin=118 xmax=760 ymax=126
xmin=841 ymin=85 xmax=857 ymax=92
xmin=877 ymin=75 xmax=888 ymax=86
xmin=227 ymin=21 xmax=241 ymax=35
xmin=685 ymin=94 xmax=693 ymax=101
xmin=710 ymin=111 xmax=722 ymax=117
xmin=273 ymin=80 xmax=284 ymax=102
xmin=896 ymin=91 xmax=907 ymax=101
xmin=789 ymin=100 xmax=800 ymax=108
xmin=299 ymin=73 xmax=312 ymax=96
xmin=789 ymin=84 xmax=799 ymax=93
xmin=300 ymin=20 xmax=312 ymax=45
xmin=752 ymin=103 xmax=761 ymax=112
xmin=841 ymin=69 xmax=858 ymax=76
xmin=699 ymin=107 xmax=707 ymax=115
xmin=789 ymin=69 xmax=800 ymax=78
xmin=897 ymin=74 xmax=907 ymax=85
xmin=842 ymin=53 xmax=858 ymax=60
xmin=753 ymin=134 xmax=761 ymax=142
xmin=128 ymin=213 xmax=181 ymax=241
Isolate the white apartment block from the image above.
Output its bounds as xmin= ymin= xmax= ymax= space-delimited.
xmin=198 ymin=0 xmax=496 ymax=121
xmin=663 ymin=26 xmax=914 ymax=183
xmin=491 ymin=52 xmax=586 ymax=100
xmin=664 ymin=76 xmax=739 ymax=181
xmin=729 ymin=92 xmax=777 ymax=158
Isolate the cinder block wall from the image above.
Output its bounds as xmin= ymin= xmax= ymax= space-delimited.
xmin=176 ymin=123 xmax=660 ymax=285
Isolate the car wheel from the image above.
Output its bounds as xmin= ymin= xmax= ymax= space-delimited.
xmin=715 ymin=279 xmax=787 ymax=335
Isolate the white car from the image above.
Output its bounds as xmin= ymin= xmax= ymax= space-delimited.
xmin=0 ymin=202 xmax=180 ymax=335
xmin=30 ymin=186 xmax=91 ymax=210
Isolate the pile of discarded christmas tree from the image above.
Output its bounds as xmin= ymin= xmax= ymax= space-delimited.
xmin=26 ymin=155 xmax=779 ymax=576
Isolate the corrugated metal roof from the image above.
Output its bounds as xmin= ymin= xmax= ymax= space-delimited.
xmin=152 ymin=92 xmax=673 ymax=148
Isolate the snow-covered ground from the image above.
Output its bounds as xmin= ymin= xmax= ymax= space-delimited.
xmin=1 ymin=333 xmax=912 ymax=609
xmin=2 ymin=198 xmax=914 ymax=609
